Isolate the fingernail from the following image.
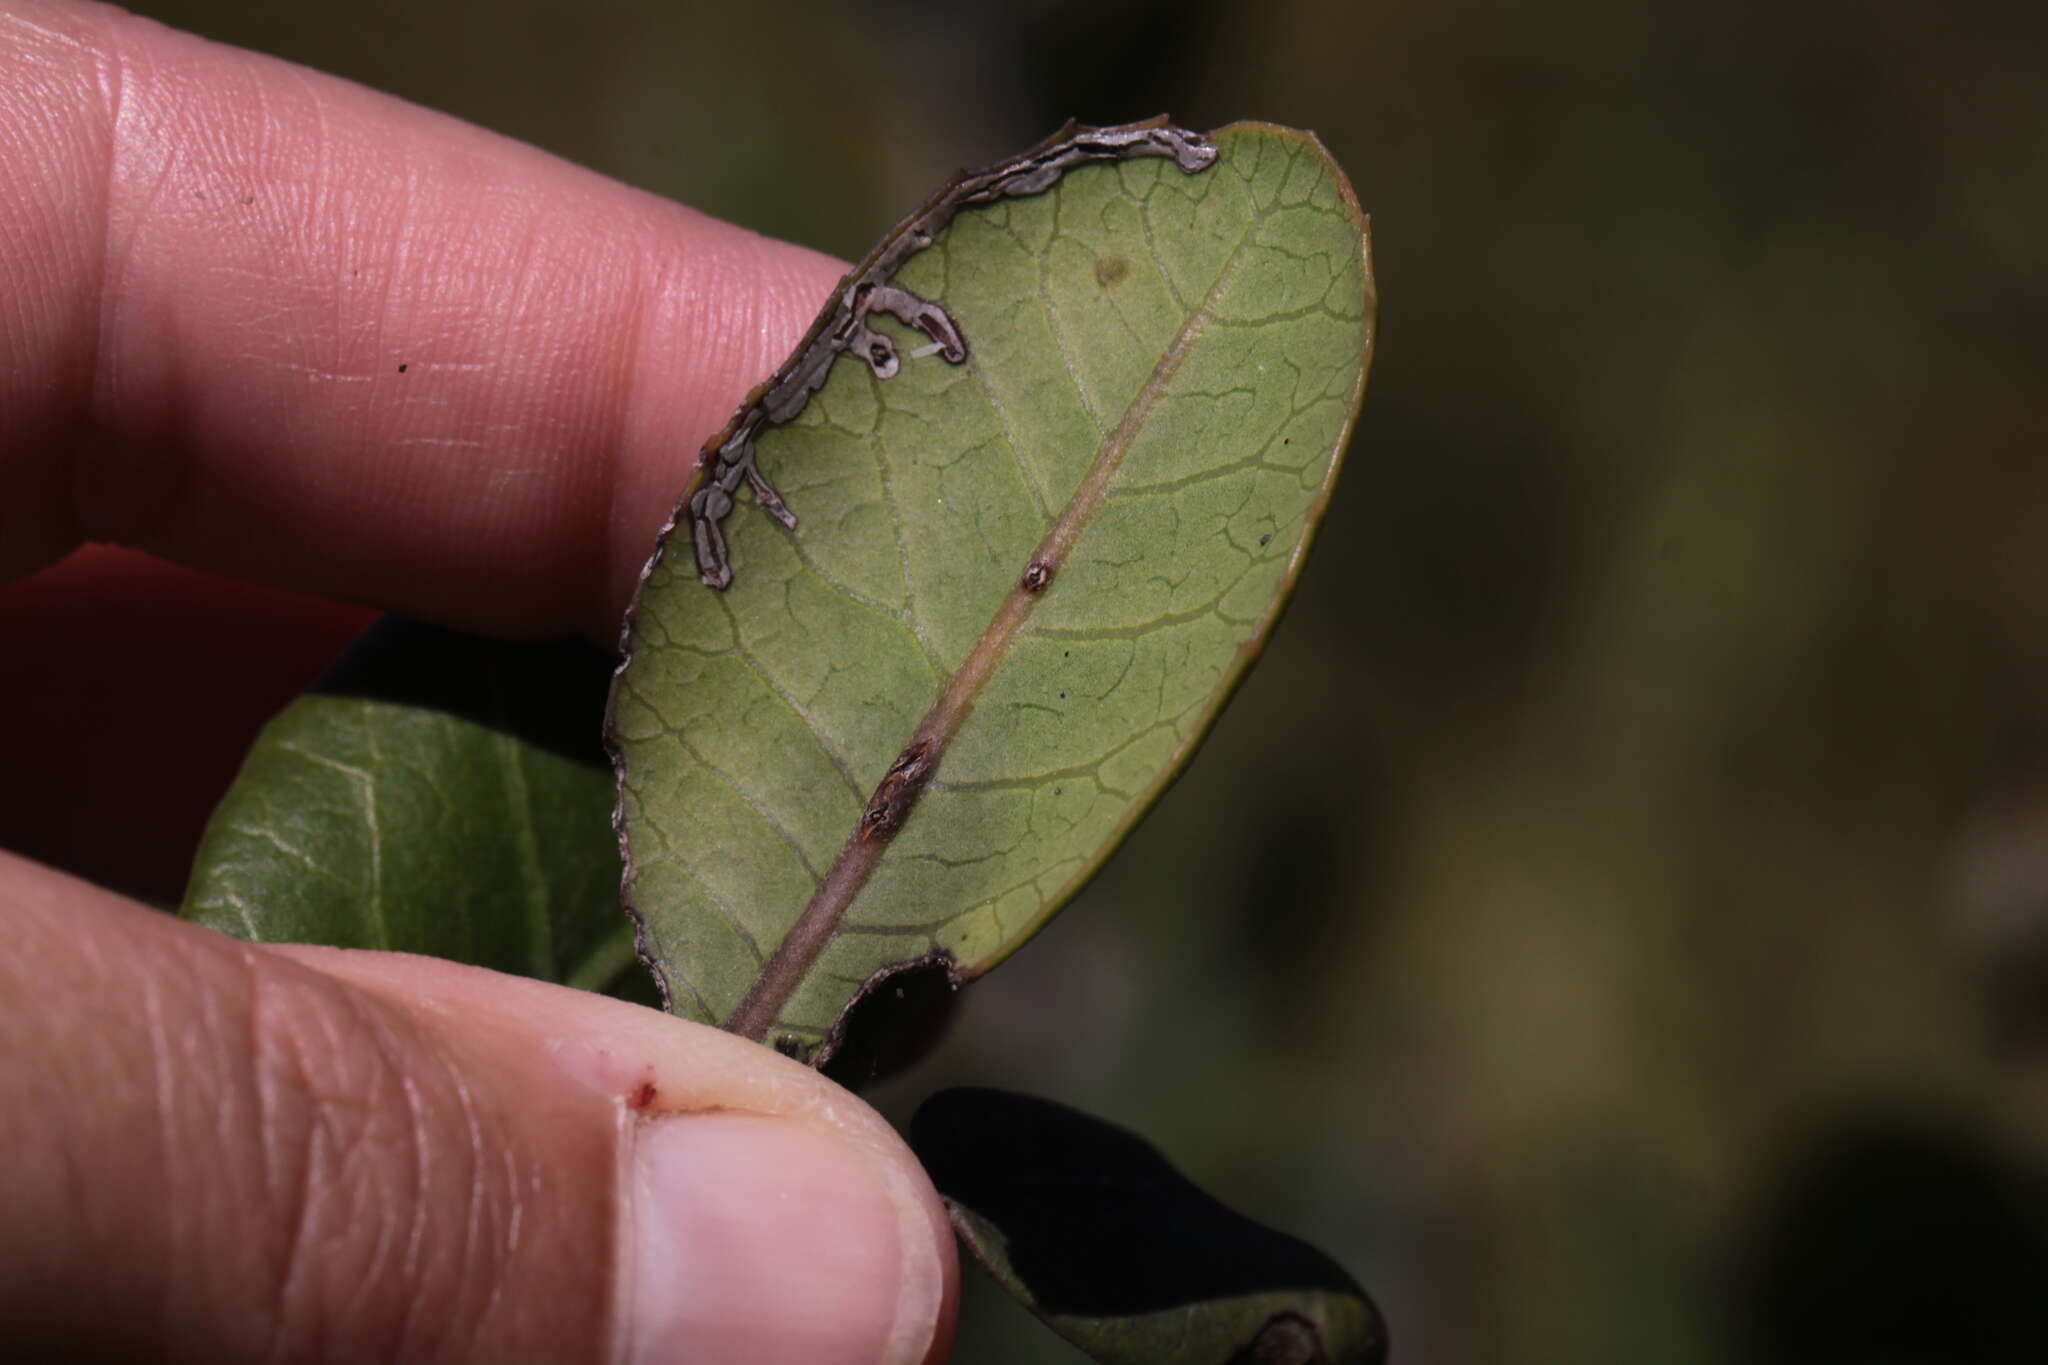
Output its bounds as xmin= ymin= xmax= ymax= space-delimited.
xmin=625 ymin=1113 xmax=942 ymax=1365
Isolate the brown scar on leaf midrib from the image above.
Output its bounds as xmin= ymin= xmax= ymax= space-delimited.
xmin=721 ymin=188 xmax=1277 ymax=1047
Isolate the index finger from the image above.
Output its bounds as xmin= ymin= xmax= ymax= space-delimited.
xmin=0 ymin=0 xmax=847 ymax=640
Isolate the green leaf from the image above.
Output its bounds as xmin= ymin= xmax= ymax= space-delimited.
xmin=183 ymin=618 xmax=645 ymax=998
xmin=912 ymin=1088 xmax=1386 ymax=1365
xmin=610 ymin=120 xmax=1375 ymax=1060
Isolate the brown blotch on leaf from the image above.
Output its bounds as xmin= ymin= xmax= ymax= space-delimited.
xmin=858 ymin=740 xmax=935 ymax=842
xmin=1020 ymin=560 xmax=1054 ymax=593
xmin=1094 ymin=253 xmax=1130 ymax=288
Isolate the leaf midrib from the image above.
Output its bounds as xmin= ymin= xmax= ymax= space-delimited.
xmin=722 ymin=187 xmax=1274 ymax=1042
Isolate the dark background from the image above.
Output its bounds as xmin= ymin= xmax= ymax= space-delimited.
xmin=9 ymin=1 xmax=2048 ymax=1360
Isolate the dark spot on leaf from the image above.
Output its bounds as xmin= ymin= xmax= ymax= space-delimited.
xmin=1260 ymin=533 xmax=1273 ymax=546
xmin=1094 ymin=253 xmax=1130 ymax=289
xmin=628 ymin=1078 xmax=658 ymax=1110
xmin=819 ymin=950 xmax=962 ymax=1089
xmin=859 ymin=740 xmax=935 ymax=842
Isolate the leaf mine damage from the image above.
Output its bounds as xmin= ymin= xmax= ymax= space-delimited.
xmin=670 ymin=117 xmax=1218 ymax=591
xmin=640 ymin=117 xmax=1227 ymax=1048
xmin=609 ymin=118 xmax=1376 ymax=1060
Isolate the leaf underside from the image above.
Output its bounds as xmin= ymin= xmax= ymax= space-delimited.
xmin=183 ymin=618 xmax=646 ymax=999
xmin=912 ymin=1088 xmax=1387 ymax=1365
xmin=610 ymin=122 xmax=1375 ymax=1061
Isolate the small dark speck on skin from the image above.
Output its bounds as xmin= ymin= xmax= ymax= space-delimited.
xmin=1094 ymin=253 xmax=1130 ymax=289
xmin=398 ymin=363 xmax=408 ymax=373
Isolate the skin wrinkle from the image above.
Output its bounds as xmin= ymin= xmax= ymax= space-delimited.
xmin=234 ymin=959 xmax=516 ymax=1363
xmin=602 ymin=240 xmax=664 ymax=630
xmin=133 ymin=950 xmax=186 ymax=1338
xmin=562 ymin=236 xmax=648 ymax=624
xmin=73 ymin=4 xmax=116 ymax=550
xmin=276 ymin=60 xmax=363 ymax=444
xmin=443 ymin=1059 xmax=495 ymax=1361
xmin=180 ymin=935 xmax=279 ymax=1353
xmin=332 ymin=987 xmax=427 ymax=1352
xmin=354 ymin=997 xmax=428 ymax=1355
xmin=587 ymin=242 xmax=650 ymax=633
xmin=482 ymin=1139 xmax=525 ymax=1349
xmin=82 ymin=9 xmax=199 ymax=552
xmin=386 ymin=1033 xmax=435 ymax=1356
xmin=73 ymin=3 xmax=127 ymax=545
xmin=262 ymin=971 xmax=361 ymax=1359
xmin=242 ymin=958 xmax=312 ymax=1361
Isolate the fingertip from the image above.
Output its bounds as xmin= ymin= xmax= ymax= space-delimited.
xmin=281 ymin=948 xmax=959 ymax=1365
xmin=624 ymin=1114 xmax=949 ymax=1365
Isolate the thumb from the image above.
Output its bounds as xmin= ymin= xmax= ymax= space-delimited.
xmin=0 ymin=851 xmax=956 ymax=1365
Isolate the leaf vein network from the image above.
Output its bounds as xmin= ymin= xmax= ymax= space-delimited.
xmin=866 ymin=398 xmax=950 ymax=676
xmin=1035 ymin=190 xmax=1110 ymax=441
xmin=720 ymin=640 xmax=870 ymax=802
xmin=657 ymin=726 xmax=830 ymax=888
xmin=961 ymin=357 xmax=1056 ymax=525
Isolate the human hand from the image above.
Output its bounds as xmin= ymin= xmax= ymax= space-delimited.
xmin=0 ymin=3 xmax=956 ymax=1361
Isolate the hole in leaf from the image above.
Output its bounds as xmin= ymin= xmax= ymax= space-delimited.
xmin=819 ymin=952 xmax=961 ymax=1090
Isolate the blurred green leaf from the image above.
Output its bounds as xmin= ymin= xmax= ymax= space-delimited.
xmin=912 ymin=1088 xmax=1386 ymax=1365
xmin=610 ymin=121 xmax=1374 ymax=1062
xmin=183 ymin=618 xmax=646 ymax=1000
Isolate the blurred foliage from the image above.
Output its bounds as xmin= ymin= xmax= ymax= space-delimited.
xmin=130 ymin=1 xmax=2048 ymax=1360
